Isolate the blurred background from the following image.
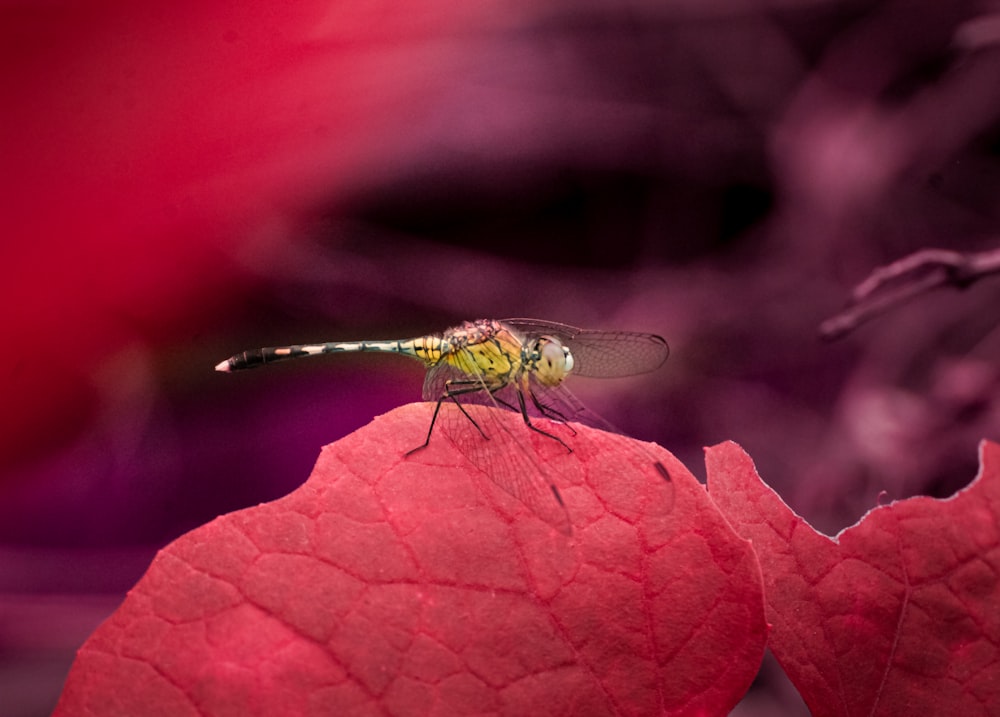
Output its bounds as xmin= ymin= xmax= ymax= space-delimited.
xmin=3 ymin=1 xmax=1000 ymax=714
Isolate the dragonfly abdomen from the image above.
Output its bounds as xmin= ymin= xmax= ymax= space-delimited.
xmin=216 ymin=337 xmax=445 ymax=372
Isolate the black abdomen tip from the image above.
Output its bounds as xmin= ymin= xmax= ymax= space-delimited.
xmin=217 ymin=348 xmax=267 ymax=372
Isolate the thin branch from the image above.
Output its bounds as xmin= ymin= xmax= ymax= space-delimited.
xmin=819 ymin=247 xmax=1000 ymax=340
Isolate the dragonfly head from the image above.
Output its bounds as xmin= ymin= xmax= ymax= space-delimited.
xmin=529 ymin=336 xmax=574 ymax=386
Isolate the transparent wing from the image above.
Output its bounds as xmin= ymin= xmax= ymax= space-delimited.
xmin=518 ymin=372 xmax=617 ymax=433
xmin=501 ymin=318 xmax=669 ymax=378
xmin=521 ymin=374 xmax=675 ymax=513
xmin=420 ymin=360 xmax=573 ymax=535
xmin=421 ymin=360 xmax=495 ymax=406
xmin=423 ymin=357 xmax=611 ymax=431
xmin=419 ymin=358 xmax=674 ymax=532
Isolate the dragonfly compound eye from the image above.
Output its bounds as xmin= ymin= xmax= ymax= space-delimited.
xmin=534 ymin=337 xmax=573 ymax=386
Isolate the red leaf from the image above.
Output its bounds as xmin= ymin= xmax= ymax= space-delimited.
xmin=55 ymin=405 xmax=765 ymax=716
xmin=706 ymin=440 xmax=1000 ymax=716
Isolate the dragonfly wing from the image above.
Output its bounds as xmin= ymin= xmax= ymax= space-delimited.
xmin=421 ymin=361 xmax=494 ymax=405
xmin=526 ymin=376 xmax=675 ymax=507
xmin=419 ymin=361 xmax=573 ymax=534
xmin=521 ymin=376 xmax=617 ymax=433
xmin=502 ymin=319 xmax=669 ymax=378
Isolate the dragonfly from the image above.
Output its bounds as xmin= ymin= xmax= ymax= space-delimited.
xmin=216 ymin=318 xmax=670 ymax=534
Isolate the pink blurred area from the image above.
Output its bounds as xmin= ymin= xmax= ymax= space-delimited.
xmin=1 ymin=4 xmax=473 ymax=712
xmin=3 ymin=1 xmax=1000 ymax=714
xmin=2 ymin=1 xmax=465 ymax=474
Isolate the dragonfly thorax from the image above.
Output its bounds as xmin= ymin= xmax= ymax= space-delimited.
xmin=524 ymin=335 xmax=574 ymax=387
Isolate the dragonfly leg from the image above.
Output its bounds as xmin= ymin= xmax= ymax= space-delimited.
xmin=406 ymin=398 xmax=443 ymax=455
xmin=489 ymin=392 xmax=519 ymax=413
xmin=516 ymin=389 xmax=572 ymax=453
xmin=445 ymin=386 xmax=491 ymax=441
xmin=406 ymin=381 xmax=491 ymax=456
xmin=526 ymin=388 xmax=579 ymax=438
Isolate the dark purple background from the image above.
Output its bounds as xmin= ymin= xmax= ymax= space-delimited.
xmin=4 ymin=2 xmax=999 ymax=714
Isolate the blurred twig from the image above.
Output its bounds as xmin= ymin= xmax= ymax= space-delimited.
xmin=820 ymin=247 xmax=1000 ymax=340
